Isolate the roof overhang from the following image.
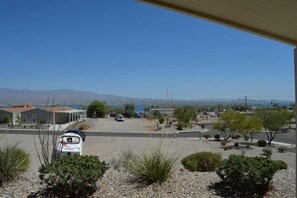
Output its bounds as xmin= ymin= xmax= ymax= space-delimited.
xmin=139 ymin=0 xmax=297 ymax=46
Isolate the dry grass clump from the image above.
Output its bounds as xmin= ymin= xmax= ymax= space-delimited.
xmin=79 ymin=123 xmax=90 ymax=130
xmin=0 ymin=143 xmax=30 ymax=184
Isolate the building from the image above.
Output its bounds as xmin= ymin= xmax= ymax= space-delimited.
xmin=151 ymin=108 xmax=175 ymax=116
xmin=0 ymin=104 xmax=33 ymax=125
xmin=21 ymin=106 xmax=86 ymax=125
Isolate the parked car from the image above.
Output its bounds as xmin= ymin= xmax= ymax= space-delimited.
xmin=55 ymin=132 xmax=83 ymax=156
xmin=115 ymin=114 xmax=124 ymax=122
xmin=66 ymin=129 xmax=86 ymax=141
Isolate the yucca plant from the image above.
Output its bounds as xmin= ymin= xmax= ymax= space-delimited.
xmin=0 ymin=143 xmax=30 ymax=184
xmin=130 ymin=146 xmax=177 ymax=185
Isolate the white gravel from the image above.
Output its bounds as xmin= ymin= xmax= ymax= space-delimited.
xmin=0 ymin=168 xmax=295 ymax=198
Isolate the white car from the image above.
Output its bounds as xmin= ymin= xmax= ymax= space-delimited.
xmin=115 ymin=114 xmax=125 ymax=122
xmin=55 ymin=132 xmax=83 ymax=156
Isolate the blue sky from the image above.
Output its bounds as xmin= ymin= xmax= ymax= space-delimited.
xmin=0 ymin=0 xmax=295 ymax=101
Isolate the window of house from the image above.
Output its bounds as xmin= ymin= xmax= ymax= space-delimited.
xmin=22 ymin=115 xmax=27 ymax=123
xmin=32 ymin=114 xmax=36 ymax=122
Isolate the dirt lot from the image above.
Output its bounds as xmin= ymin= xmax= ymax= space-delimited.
xmin=81 ymin=117 xmax=204 ymax=132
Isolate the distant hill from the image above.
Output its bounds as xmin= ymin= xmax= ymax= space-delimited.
xmin=0 ymin=88 xmax=293 ymax=107
xmin=0 ymin=88 xmax=136 ymax=107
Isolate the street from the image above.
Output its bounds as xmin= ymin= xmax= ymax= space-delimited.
xmin=0 ymin=128 xmax=295 ymax=145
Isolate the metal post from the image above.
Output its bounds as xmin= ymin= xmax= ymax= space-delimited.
xmin=53 ymin=112 xmax=55 ymax=128
xmin=294 ymin=47 xmax=297 ymax=195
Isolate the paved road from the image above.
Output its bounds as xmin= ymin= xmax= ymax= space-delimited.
xmin=0 ymin=128 xmax=296 ymax=145
xmin=0 ymin=129 xmax=200 ymax=138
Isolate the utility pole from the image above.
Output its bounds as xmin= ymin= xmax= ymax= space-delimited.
xmin=166 ymin=88 xmax=169 ymax=110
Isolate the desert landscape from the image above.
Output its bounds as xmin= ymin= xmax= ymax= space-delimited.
xmin=0 ymin=118 xmax=295 ymax=197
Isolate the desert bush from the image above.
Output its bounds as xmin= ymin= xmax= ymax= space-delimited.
xmin=0 ymin=144 xmax=30 ymax=184
xmin=2 ymin=115 xmax=10 ymax=124
xmin=39 ymin=155 xmax=109 ymax=197
xmin=262 ymin=147 xmax=273 ymax=157
xmin=258 ymin=139 xmax=267 ymax=147
xmin=158 ymin=117 xmax=165 ymax=124
xmin=224 ymin=145 xmax=232 ymax=151
xmin=79 ymin=123 xmax=90 ymax=130
xmin=177 ymin=122 xmax=183 ymax=130
xmin=181 ymin=152 xmax=222 ymax=172
xmin=274 ymin=160 xmax=288 ymax=170
xmin=232 ymin=134 xmax=241 ymax=140
xmin=203 ymin=134 xmax=211 ymax=139
xmin=216 ymin=155 xmax=278 ymax=195
xmin=130 ymin=146 xmax=177 ymax=184
xmin=277 ymin=146 xmax=288 ymax=153
xmin=110 ymin=150 xmax=137 ymax=172
xmin=220 ymin=140 xmax=228 ymax=146
xmin=214 ymin=134 xmax=220 ymax=141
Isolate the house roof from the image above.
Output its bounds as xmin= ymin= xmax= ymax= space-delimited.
xmin=139 ymin=0 xmax=297 ymax=46
xmin=43 ymin=106 xmax=75 ymax=113
xmin=41 ymin=106 xmax=85 ymax=113
xmin=0 ymin=107 xmax=33 ymax=113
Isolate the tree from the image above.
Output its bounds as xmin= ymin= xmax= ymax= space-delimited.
xmin=242 ymin=116 xmax=263 ymax=148
xmin=124 ymin=103 xmax=135 ymax=118
xmin=86 ymin=100 xmax=108 ymax=118
xmin=255 ymin=108 xmax=294 ymax=146
xmin=230 ymin=104 xmax=248 ymax=112
xmin=16 ymin=114 xmax=22 ymax=126
xmin=213 ymin=111 xmax=245 ymax=140
xmin=3 ymin=114 xmax=10 ymax=124
xmin=174 ymin=106 xmax=197 ymax=128
xmin=214 ymin=111 xmax=263 ymax=146
xmin=153 ymin=110 xmax=162 ymax=119
xmin=113 ymin=107 xmax=125 ymax=115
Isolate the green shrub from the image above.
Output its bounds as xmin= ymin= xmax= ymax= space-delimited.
xmin=79 ymin=123 xmax=90 ymax=130
xmin=203 ymin=134 xmax=211 ymax=139
xmin=39 ymin=155 xmax=109 ymax=197
xmin=277 ymin=146 xmax=288 ymax=153
xmin=220 ymin=140 xmax=228 ymax=146
xmin=232 ymin=134 xmax=241 ymax=140
xmin=262 ymin=147 xmax=273 ymax=157
xmin=181 ymin=152 xmax=222 ymax=172
xmin=258 ymin=139 xmax=267 ymax=147
xmin=274 ymin=160 xmax=288 ymax=170
xmin=110 ymin=150 xmax=137 ymax=172
xmin=216 ymin=155 xmax=278 ymax=194
xmin=224 ymin=145 xmax=232 ymax=151
xmin=177 ymin=123 xmax=183 ymax=130
xmin=214 ymin=134 xmax=220 ymax=141
xmin=130 ymin=146 xmax=177 ymax=184
xmin=158 ymin=117 xmax=165 ymax=124
xmin=2 ymin=115 xmax=10 ymax=124
xmin=0 ymin=144 xmax=30 ymax=184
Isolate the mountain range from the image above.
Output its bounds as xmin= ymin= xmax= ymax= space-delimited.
xmin=0 ymin=88 xmax=293 ymax=107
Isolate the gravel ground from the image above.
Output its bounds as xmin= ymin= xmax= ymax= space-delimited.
xmin=0 ymin=168 xmax=295 ymax=198
xmin=0 ymin=118 xmax=296 ymax=197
